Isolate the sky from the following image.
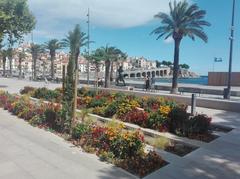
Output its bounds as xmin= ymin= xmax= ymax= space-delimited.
xmin=26 ymin=0 xmax=240 ymax=75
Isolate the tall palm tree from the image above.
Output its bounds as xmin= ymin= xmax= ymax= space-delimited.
xmin=29 ymin=43 xmax=44 ymax=80
xmin=110 ymin=49 xmax=127 ymax=82
xmin=62 ymin=24 xmax=88 ymax=131
xmin=0 ymin=49 xmax=8 ymax=77
xmin=18 ymin=50 xmax=26 ymax=79
xmin=151 ymin=0 xmax=210 ymax=94
xmin=88 ymin=51 xmax=103 ymax=93
xmin=95 ymin=46 xmax=119 ymax=88
xmin=7 ymin=48 xmax=14 ymax=77
xmin=44 ymin=39 xmax=63 ymax=80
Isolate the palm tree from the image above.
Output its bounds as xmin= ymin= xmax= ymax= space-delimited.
xmin=94 ymin=46 xmax=119 ymax=88
xmin=29 ymin=43 xmax=44 ymax=80
xmin=18 ymin=50 xmax=26 ymax=79
xmin=62 ymin=24 xmax=88 ymax=131
xmin=110 ymin=50 xmax=127 ymax=82
xmin=7 ymin=48 xmax=14 ymax=77
xmin=88 ymin=51 xmax=102 ymax=93
xmin=151 ymin=0 xmax=210 ymax=93
xmin=0 ymin=49 xmax=8 ymax=77
xmin=44 ymin=39 xmax=63 ymax=80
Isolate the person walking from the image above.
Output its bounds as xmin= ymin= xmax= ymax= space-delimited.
xmin=151 ymin=76 xmax=156 ymax=92
xmin=145 ymin=76 xmax=150 ymax=91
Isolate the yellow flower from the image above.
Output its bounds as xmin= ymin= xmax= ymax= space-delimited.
xmin=159 ymin=105 xmax=171 ymax=116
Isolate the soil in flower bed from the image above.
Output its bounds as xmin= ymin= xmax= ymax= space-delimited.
xmin=187 ymin=133 xmax=219 ymax=143
xmin=145 ymin=135 xmax=198 ymax=157
xmin=210 ymin=125 xmax=233 ymax=133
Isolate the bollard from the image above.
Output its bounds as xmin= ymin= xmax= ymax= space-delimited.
xmin=191 ymin=94 xmax=196 ymax=116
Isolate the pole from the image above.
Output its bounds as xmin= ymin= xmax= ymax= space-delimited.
xmin=225 ymin=0 xmax=236 ymax=99
xmin=87 ymin=8 xmax=90 ymax=85
xmin=191 ymin=94 xmax=196 ymax=116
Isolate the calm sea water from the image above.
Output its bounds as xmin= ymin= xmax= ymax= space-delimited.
xmin=156 ymin=76 xmax=208 ymax=85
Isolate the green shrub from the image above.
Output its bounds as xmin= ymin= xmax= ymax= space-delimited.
xmin=20 ymin=86 xmax=35 ymax=95
xmin=188 ymin=114 xmax=212 ymax=135
xmin=168 ymin=106 xmax=190 ymax=136
xmin=88 ymin=97 xmax=107 ymax=108
xmin=103 ymin=102 xmax=118 ymax=117
xmin=72 ymin=123 xmax=90 ymax=139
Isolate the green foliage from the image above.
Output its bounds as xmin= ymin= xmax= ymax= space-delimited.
xmin=168 ymin=106 xmax=190 ymax=136
xmin=0 ymin=0 xmax=35 ymax=43
xmin=188 ymin=114 xmax=212 ymax=135
xmin=33 ymin=88 xmax=61 ymax=102
xmin=20 ymin=86 xmax=35 ymax=95
xmin=72 ymin=123 xmax=90 ymax=139
xmin=103 ymin=102 xmax=118 ymax=117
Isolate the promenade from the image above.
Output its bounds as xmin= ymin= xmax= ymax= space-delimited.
xmin=0 ymin=77 xmax=240 ymax=179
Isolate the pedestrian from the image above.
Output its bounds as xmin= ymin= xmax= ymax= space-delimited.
xmin=151 ymin=76 xmax=156 ymax=92
xmin=145 ymin=76 xmax=150 ymax=91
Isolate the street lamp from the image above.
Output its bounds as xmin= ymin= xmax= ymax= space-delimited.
xmin=224 ymin=0 xmax=236 ymax=99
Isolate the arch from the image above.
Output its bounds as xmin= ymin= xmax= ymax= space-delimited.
xmin=124 ymin=74 xmax=129 ymax=78
xmin=147 ymin=71 xmax=151 ymax=77
xmin=164 ymin=70 xmax=167 ymax=76
xmin=142 ymin=72 xmax=146 ymax=77
xmin=136 ymin=73 xmax=141 ymax=78
xmin=130 ymin=73 xmax=136 ymax=78
xmin=152 ymin=71 xmax=156 ymax=78
xmin=156 ymin=71 xmax=160 ymax=77
xmin=160 ymin=71 xmax=163 ymax=76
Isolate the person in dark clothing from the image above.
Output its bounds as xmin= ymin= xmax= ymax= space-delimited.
xmin=145 ymin=76 xmax=150 ymax=91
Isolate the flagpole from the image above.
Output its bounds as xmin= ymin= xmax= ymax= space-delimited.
xmin=87 ymin=8 xmax=90 ymax=85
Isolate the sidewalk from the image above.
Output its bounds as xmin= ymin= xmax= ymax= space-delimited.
xmin=145 ymin=107 xmax=240 ymax=179
xmin=0 ymin=109 xmax=135 ymax=179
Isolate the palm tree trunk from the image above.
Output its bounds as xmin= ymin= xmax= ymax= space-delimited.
xmin=19 ymin=58 xmax=22 ymax=79
xmin=105 ymin=60 xmax=111 ymax=88
xmin=9 ymin=58 xmax=12 ymax=77
xmin=50 ymin=51 xmax=55 ymax=80
xmin=110 ymin=61 xmax=114 ymax=82
xmin=33 ymin=58 xmax=37 ymax=80
xmin=171 ymin=39 xmax=181 ymax=94
xmin=3 ymin=58 xmax=6 ymax=77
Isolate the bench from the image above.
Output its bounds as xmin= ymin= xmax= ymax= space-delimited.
xmin=179 ymin=87 xmax=202 ymax=96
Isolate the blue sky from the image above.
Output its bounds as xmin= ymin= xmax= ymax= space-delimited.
xmin=26 ymin=0 xmax=240 ymax=75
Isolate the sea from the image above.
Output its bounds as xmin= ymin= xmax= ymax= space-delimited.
xmin=155 ymin=76 xmax=208 ymax=85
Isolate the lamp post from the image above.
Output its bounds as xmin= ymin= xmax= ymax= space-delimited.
xmin=224 ymin=0 xmax=236 ymax=99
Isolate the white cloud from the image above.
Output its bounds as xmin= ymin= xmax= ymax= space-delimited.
xmin=164 ymin=37 xmax=174 ymax=43
xmin=27 ymin=0 xmax=188 ymax=40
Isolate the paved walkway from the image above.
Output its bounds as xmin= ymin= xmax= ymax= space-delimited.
xmin=0 ymin=109 xmax=135 ymax=179
xmin=146 ymin=108 xmax=240 ymax=179
xmin=1 ymin=77 xmax=240 ymax=179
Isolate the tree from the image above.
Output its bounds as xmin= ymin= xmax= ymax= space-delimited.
xmin=151 ymin=0 xmax=210 ymax=93
xmin=180 ymin=63 xmax=190 ymax=70
xmin=87 ymin=51 xmax=102 ymax=93
xmin=0 ymin=0 xmax=35 ymax=76
xmin=62 ymin=24 xmax=88 ymax=132
xmin=18 ymin=50 xmax=26 ymax=78
xmin=0 ymin=49 xmax=8 ymax=77
xmin=110 ymin=49 xmax=127 ymax=82
xmin=156 ymin=60 xmax=161 ymax=68
xmin=94 ymin=46 xmax=120 ymax=88
xmin=29 ymin=43 xmax=44 ymax=80
xmin=44 ymin=39 xmax=63 ymax=80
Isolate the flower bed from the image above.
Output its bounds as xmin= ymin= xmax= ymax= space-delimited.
xmin=0 ymin=90 xmax=167 ymax=177
xmin=20 ymin=86 xmax=215 ymax=142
